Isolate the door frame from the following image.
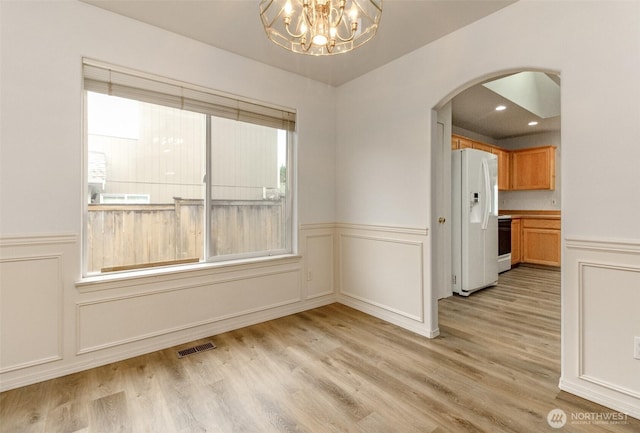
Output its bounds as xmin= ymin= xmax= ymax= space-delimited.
xmin=431 ymin=102 xmax=453 ymax=300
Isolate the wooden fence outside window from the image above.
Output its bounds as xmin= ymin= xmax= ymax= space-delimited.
xmin=86 ymin=197 xmax=285 ymax=273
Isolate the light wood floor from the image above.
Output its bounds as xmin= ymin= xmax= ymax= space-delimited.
xmin=1 ymin=265 xmax=638 ymax=432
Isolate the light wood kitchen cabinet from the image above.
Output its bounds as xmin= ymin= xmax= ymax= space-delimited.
xmin=451 ymin=134 xmax=472 ymax=150
xmin=451 ymin=135 xmax=556 ymax=192
xmin=493 ymin=147 xmax=510 ymax=191
xmin=511 ymin=217 xmax=521 ymax=265
xmin=471 ymin=141 xmax=494 ymax=153
xmin=521 ymin=217 xmax=561 ymax=267
xmin=510 ymin=146 xmax=556 ymax=190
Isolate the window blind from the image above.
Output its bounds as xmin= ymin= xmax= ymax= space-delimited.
xmin=83 ymin=59 xmax=296 ymax=131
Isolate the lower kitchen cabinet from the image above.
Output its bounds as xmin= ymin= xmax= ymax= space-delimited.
xmin=521 ymin=218 xmax=561 ymax=267
xmin=511 ymin=218 xmax=521 ymax=265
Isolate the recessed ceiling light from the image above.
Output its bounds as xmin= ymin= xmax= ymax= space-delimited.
xmin=528 ymin=121 xmax=539 ymax=126
xmin=495 ymin=105 xmax=507 ymax=111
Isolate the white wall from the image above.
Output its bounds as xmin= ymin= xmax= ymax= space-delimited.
xmin=336 ymin=0 xmax=640 ymax=418
xmin=0 ymin=1 xmax=336 ymax=390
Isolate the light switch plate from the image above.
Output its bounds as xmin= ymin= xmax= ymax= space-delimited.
xmin=634 ymin=337 xmax=640 ymax=360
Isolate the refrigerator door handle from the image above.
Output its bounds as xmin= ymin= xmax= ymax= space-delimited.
xmin=481 ymin=159 xmax=491 ymax=230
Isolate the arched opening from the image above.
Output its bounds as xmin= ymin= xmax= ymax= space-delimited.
xmin=431 ymin=68 xmax=561 ymax=338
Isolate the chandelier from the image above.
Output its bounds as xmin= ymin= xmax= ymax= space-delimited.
xmin=259 ymin=0 xmax=383 ymax=56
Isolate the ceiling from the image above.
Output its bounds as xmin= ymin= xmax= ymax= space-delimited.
xmin=81 ymin=0 xmax=515 ymax=86
xmin=452 ymin=72 xmax=561 ymax=140
xmin=80 ymin=0 xmax=560 ymax=139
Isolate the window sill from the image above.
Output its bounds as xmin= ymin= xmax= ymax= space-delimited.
xmin=76 ymin=254 xmax=302 ymax=293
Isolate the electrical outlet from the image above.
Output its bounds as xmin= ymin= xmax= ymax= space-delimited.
xmin=635 ymin=337 xmax=640 ymax=360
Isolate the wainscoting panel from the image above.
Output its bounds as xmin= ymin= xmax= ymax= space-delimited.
xmin=77 ymin=268 xmax=302 ymax=354
xmin=563 ymin=237 xmax=640 ymax=419
xmin=0 ymin=255 xmax=63 ymax=372
xmin=0 ymin=234 xmax=76 ymax=375
xmin=579 ymin=262 xmax=640 ymax=397
xmin=300 ymin=224 xmax=335 ymax=299
xmin=337 ymin=224 xmax=428 ymax=330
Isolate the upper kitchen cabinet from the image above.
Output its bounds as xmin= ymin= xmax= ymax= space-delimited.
xmin=493 ymin=147 xmax=510 ymax=191
xmin=510 ymin=146 xmax=556 ymax=190
xmin=471 ymin=141 xmax=494 ymax=153
xmin=451 ymin=134 xmax=473 ymax=150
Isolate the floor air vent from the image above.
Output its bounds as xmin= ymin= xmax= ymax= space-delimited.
xmin=177 ymin=341 xmax=216 ymax=358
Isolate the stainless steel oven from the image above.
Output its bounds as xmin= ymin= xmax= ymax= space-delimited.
xmin=498 ymin=215 xmax=512 ymax=273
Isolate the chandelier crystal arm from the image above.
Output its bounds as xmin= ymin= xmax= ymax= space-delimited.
xmin=333 ymin=29 xmax=356 ymax=43
xmin=282 ymin=0 xmax=308 ymax=38
xmin=300 ymin=35 xmax=314 ymax=52
xmin=302 ymin=0 xmax=315 ymax=28
xmin=332 ymin=17 xmax=357 ymax=42
xmin=329 ymin=1 xmax=357 ymax=43
xmin=284 ymin=19 xmax=308 ymax=39
xmin=330 ymin=0 xmax=347 ymax=28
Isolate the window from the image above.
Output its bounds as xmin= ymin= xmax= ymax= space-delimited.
xmin=83 ymin=60 xmax=295 ymax=275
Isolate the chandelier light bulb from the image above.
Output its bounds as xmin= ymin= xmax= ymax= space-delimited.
xmin=313 ymin=33 xmax=328 ymax=45
xmin=349 ymin=6 xmax=358 ymax=21
xmin=313 ymin=18 xmax=328 ymax=44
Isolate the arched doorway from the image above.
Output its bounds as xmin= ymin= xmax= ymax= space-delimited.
xmin=431 ymin=69 xmax=561 ymax=323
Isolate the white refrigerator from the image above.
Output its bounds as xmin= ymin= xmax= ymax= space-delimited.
xmin=451 ymin=148 xmax=499 ymax=296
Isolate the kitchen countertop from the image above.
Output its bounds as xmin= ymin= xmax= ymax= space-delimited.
xmin=499 ymin=210 xmax=561 ymax=220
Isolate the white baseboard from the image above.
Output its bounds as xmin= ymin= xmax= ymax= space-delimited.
xmin=560 ymin=377 xmax=640 ymax=421
xmin=338 ymin=295 xmax=439 ymax=339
